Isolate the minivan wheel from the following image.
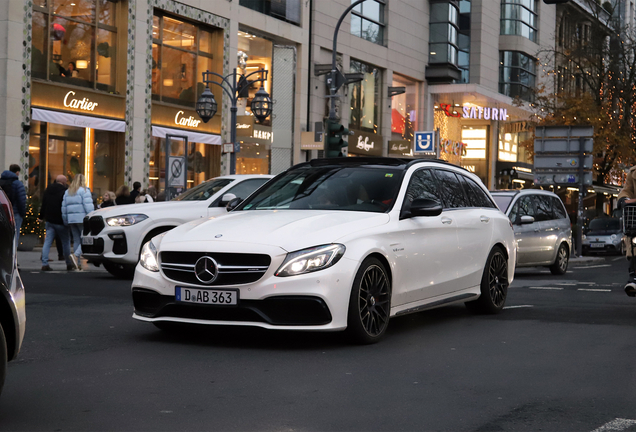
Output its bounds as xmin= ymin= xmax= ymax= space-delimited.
xmin=465 ymin=247 xmax=508 ymax=314
xmin=346 ymin=257 xmax=391 ymax=344
xmin=550 ymin=243 xmax=569 ymax=275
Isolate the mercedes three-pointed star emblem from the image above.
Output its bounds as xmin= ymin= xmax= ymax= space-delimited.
xmin=194 ymin=256 xmax=219 ymax=284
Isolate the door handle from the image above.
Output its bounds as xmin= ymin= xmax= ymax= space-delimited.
xmin=441 ymin=217 xmax=453 ymax=225
xmin=480 ymin=216 xmax=490 ymax=223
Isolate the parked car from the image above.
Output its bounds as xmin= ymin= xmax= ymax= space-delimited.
xmin=0 ymin=190 xmax=26 ymax=396
xmin=82 ymin=175 xmax=272 ymax=279
xmin=131 ymin=158 xmax=516 ymax=344
xmin=491 ymin=190 xmax=572 ymax=275
xmin=582 ymin=217 xmax=624 ymax=255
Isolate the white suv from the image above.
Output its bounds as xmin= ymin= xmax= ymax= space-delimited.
xmin=82 ymin=175 xmax=272 ymax=278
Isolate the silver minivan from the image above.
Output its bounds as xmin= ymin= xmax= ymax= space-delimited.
xmin=491 ymin=190 xmax=572 ymax=275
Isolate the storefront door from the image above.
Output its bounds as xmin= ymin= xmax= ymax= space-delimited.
xmin=47 ymin=135 xmax=84 ymax=185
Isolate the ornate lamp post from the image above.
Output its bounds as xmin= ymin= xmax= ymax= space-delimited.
xmin=195 ymin=68 xmax=272 ymax=174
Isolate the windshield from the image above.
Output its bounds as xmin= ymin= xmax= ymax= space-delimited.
xmin=588 ymin=218 xmax=621 ymax=232
xmin=492 ymin=195 xmax=514 ymax=212
xmin=238 ymin=166 xmax=404 ymax=213
xmin=172 ymin=178 xmax=233 ymax=201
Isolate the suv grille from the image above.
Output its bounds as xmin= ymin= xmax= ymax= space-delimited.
xmin=160 ymin=252 xmax=271 ymax=286
xmin=83 ymin=216 xmax=105 ymax=236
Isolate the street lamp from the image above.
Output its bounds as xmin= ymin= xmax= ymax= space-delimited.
xmin=195 ymin=68 xmax=272 ymax=174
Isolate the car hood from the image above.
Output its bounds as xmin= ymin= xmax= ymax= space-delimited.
xmin=90 ymin=200 xmax=204 ymax=218
xmin=159 ymin=210 xmax=391 ymax=252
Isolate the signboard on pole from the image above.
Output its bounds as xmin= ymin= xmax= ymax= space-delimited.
xmin=414 ymin=131 xmax=436 ymax=155
xmin=168 ymin=156 xmax=186 ymax=187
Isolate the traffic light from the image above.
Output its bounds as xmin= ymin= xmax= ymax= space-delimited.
xmin=325 ymin=119 xmax=350 ymax=157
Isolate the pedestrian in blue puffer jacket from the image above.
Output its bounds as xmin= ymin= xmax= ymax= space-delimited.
xmin=1 ymin=165 xmax=26 ymax=245
xmin=62 ymin=174 xmax=94 ymax=269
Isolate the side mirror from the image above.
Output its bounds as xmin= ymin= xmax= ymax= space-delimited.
xmin=410 ymin=198 xmax=443 ymax=217
xmin=219 ymin=193 xmax=237 ymax=207
xmin=519 ymin=215 xmax=535 ymax=225
xmin=226 ymin=197 xmax=243 ymax=212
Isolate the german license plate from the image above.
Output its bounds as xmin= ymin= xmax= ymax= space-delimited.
xmin=591 ymin=243 xmax=604 ymax=248
xmin=175 ymin=287 xmax=238 ymax=305
xmin=81 ymin=236 xmax=94 ymax=245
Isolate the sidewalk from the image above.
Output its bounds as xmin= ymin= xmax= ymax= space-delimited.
xmin=18 ymin=248 xmax=107 ymax=272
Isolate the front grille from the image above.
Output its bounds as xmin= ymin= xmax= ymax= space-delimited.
xmin=132 ymin=288 xmax=332 ymax=326
xmin=625 ymin=206 xmax=636 ymax=236
xmin=83 ymin=217 xmax=90 ymax=235
xmin=81 ymin=237 xmax=104 ymax=254
xmin=160 ymin=251 xmax=271 ymax=286
xmin=87 ymin=216 xmax=105 ymax=236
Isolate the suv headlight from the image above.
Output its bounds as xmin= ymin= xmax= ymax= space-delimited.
xmin=611 ymin=234 xmax=617 ymax=240
xmin=139 ymin=241 xmax=159 ymax=272
xmin=106 ymin=214 xmax=148 ymax=227
xmin=275 ymin=244 xmax=345 ymax=277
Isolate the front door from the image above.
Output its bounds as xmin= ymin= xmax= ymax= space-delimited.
xmin=510 ymin=195 xmax=545 ymax=265
xmin=47 ymin=136 xmax=84 ymax=184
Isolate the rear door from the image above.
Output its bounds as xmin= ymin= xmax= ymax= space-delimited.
xmin=534 ymin=195 xmax=559 ymax=264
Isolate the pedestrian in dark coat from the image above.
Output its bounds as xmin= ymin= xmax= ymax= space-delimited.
xmin=1 ymin=164 xmax=26 ymax=245
xmin=38 ymin=175 xmax=75 ymax=271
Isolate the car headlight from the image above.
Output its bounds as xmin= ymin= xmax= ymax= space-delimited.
xmin=106 ymin=214 xmax=148 ymax=227
xmin=139 ymin=241 xmax=159 ymax=272
xmin=275 ymin=244 xmax=345 ymax=277
xmin=582 ymin=234 xmax=586 ymax=240
xmin=611 ymin=234 xmax=617 ymax=240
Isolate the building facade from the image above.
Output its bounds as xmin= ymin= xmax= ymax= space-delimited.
xmin=0 ymin=0 xmax=562 ymax=202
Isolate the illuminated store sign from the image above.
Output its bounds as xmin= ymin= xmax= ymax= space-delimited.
xmin=175 ymin=110 xmax=201 ymax=128
xmin=63 ymin=91 xmax=98 ymax=111
xmin=440 ymin=103 xmax=508 ymax=121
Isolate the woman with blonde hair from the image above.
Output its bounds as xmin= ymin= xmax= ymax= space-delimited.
xmin=62 ymin=173 xmax=95 ymax=269
xmin=99 ymin=191 xmax=116 ymax=208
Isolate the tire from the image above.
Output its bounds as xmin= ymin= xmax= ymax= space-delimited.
xmin=0 ymin=322 xmax=6 ymax=397
xmin=346 ymin=257 xmax=391 ymax=344
xmin=465 ymin=247 xmax=508 ymax=314
xmin=103 ymin=261 xmax=136 ymax=279
xmin=549 ymin=243 xmax=569 ymax=275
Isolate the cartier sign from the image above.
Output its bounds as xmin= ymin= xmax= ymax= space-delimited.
xmin=151 ymin=103 xmax=220 ymax=134
xmin=31 ymin=81 xmax=125 ymax=119
xmin=64 ymin=91 xmax=98 ymax=111
xmin=174 ymin=110 xmax=201 ymax=128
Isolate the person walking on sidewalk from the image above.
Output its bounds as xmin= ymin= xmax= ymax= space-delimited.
xmin=38 ymin=175 xmax=75 ymax=271
xmin=618 ymin=166 xmax=636 ymax=296
xmin=0 ymin=164 xmax=26 ymax=245
xmin=62 ymin=174 xmax=94 ymax=270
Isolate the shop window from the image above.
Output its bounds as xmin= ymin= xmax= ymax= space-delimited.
xmin=237 ymin=31 xmax=273 ymax=126
xmin=350 ymin=59 xmax=381 ymax=133
xmin=428 ymin=2 xmax=459 ymax=66
xmin=499 ymin=51 xmax=536 ymax=102
xmin=498 ymin=132 xmax=518 ymax=162
xmin=351 ymin=0 xmax=385 ymax=45
xmin=237 ymin=141 xmax=271 ymax=175
xmin=238 ymin=0 xmax=301 ymax=25
xmin=148 ymin=137 xmax=221 ymax=194
xmin=32 ymin=0 xmax=120 ymax=93
xmin=500 ymin=0 xmax=538 ymax=42
xmin=391 ymin=75 xmax=418 ymax=142
xmin=152 ymin=13 xmax=223 ymax=109
xmin=462 ymin=126 xmax=487 ymax=160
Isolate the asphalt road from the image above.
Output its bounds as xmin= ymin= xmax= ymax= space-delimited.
xmin=1 ymin=256 xmax=635 ymax=431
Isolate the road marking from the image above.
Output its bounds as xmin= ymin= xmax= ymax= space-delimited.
xmin=529 ymin=286 xmax=563 ymax=290
xmin=503 ymin=305 xmax=534 ymax=309
xmin=579 ymin=282 xmax=597 ymax=285
xmin=574 ymin=264 xmax=612 ymax=269
xmin=555 ymin=283 xmax=577 ymax=286
xmin=591 ymin=418 xmax=636 ymax=432
xmin=614 ymin=257 xmax=626 ymax=261
xmin=578 ymin=288 xmax=612 ymax=292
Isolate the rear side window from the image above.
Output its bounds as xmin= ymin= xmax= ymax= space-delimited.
xmin=402 ymin=169 xmax=443 ymax=209
xmin=459 ymin=175 xmax=496 ymax=208
xmin=534 ymin=195 xmax=554 ymax=222
xmin=434 ymin=170 xmax=469 ymax=208
xmin=509 ymin=195 xmax=535 ymax=223
xmin=551 ymin=196 xmax=567 ymax=219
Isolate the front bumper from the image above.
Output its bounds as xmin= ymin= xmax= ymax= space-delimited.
xmin=81 ymin=216 xmax=144 ymax=265
xmin=131 ymin=254 xmax=361 ymax=331
xmin=582 ymin=242 xmax=622 ymax=253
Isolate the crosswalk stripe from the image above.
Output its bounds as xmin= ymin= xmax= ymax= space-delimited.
xmin=503 ymin=305 xmax=534 ymax=309
xmin=529 ymin=286 xmax=563 ymax=290
xmin=574 ymin=264 xmax=612 ymax=269
xmin=578 ymin=288 xmax=612 ymax=292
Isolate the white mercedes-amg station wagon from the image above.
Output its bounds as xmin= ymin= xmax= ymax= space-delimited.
xmin=132 ymin=158 xmax=516 ymax=344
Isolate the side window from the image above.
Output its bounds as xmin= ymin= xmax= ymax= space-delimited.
xmin=212 ymin=178 xmax=268 ymax=207
xmin=459 ymin=175 xmax=496 ymax=208
xmin=534 ymin=195 xmax=554 ymax=222
xmin=511 ymin=196 xmax=535 ymax=223
xmin=434 ymin=170 xmax=469 ymax=208
xmin=402 ymin=169 xmax=443 ymax=211
xmin=551 ymin=196 xmax=567 ymax=219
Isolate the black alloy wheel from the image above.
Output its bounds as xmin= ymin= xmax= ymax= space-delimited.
xmin=466 ymin=247 xmax=508 ymax=314
xmin=549 ymin=243 xmax=569 ymax=275
xmin=0 ymin=322 xmax=6 ymax=397
xmin=347 ymin=257 xmax=391 ymax=344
